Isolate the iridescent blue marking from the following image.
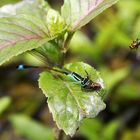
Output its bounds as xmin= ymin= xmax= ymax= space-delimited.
xmin=17 ymin=64 xmax=85 ymax=83
xmin=17 ymin=64 xmax=91 ymax=87
xmin=17 ymin=64 xmax=101 ymax=91
xmin=67 ymin=72 xmax=84 ymax=82
xmin=17 ymin=64 xmax=25 ymax=70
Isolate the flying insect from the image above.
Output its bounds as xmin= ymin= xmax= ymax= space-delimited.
xmin=129 ymin=38 xmax=140 ymax=50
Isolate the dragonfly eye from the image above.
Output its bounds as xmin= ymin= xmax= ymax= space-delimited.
xmin=17 ymin=64 xmax=25 ymax=70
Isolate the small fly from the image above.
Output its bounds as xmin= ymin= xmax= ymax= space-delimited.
xmin=129 ymin=38 xmax=140 ymax=50
xmin=17 ymin=64 xmax=102 ymax=92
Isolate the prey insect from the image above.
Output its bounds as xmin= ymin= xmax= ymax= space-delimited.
xmin=129 ymin=38 xmax=140 ymax=50
xmin=17 ymin=64 xmax=102 ymax=92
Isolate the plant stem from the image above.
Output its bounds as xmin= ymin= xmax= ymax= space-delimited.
xmin=60 ymin=32 xmax=74 ymax=67
xmin=62 ymin=32 xmax=74 ymax=53
xmin=54 ymin=126 xmax=65 ymax=140
xmin=58 ymin=130 xmax=64 ymax=140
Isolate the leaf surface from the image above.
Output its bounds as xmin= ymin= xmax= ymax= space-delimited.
xmin=10 ymin=114 xmax=54 ymax=140
xmin=61 ymin=0 xmax=118 ymax=31
xmin=0 ymin=0 xmax=60 ymax=65
xmin=0 ymin=96 xmax=11 ymax=115
xmin=39 ymin=62 xmax=106 ymax=136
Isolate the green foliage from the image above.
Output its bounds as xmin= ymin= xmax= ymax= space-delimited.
xmin=80 ymin=119 xmax=103 ymax=140
xmin=0 ymin=0 xmax=120 ymax=137
xmin=0 ymin=0 xmax=119 ymax=66
xmin=117 ymin=83 xmax=140 ymax=100
xmin=39 ymin=62 xmax=106 ymax=136
xmin=61 ymin=0 xmax=118 ymax=31
xmin=0 ymin=0 xmax=19 ymax=7
xmin=101 ymin=67 xmax=129 ymax=92
xmin=80 ymin=119 xmax=119 ymax=140
xmin=0 ymin=96 xmax=11 ymax=115
xmin=0 ymin=37 xmax=48 ymax=66
xmin=34 ymin=42 xmax=63 ymax=66
xmin=69 ymin=2 xmax=138 ymax=62
xmin=46 ymin=9 xmax=66 ymax=36
xmin=102 ymin=120 xmax=120 ymax=140
xmin=79 ymin=119 xmax=120 ymax=140
xmin=9 ymin=114 xmax=54 ymax=140
xmin=0 ymin=0 xmax=65 ymax=65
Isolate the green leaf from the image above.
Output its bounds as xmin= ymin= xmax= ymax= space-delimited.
xmin=102 ymin=120 xmax=119 ymax=140
xmin=0 ymin=96 xmax=11 ymax=115
xmin=39 ymin=62 xmax=106 ymax=136
xmin=34 ymin=42 xmax=63 ymax=66
xmin=0 ymin=0 xmax=63 ymax=66
xmin=45 ymin=9 xmax=66 ymax=36
xmin=101 ymin=67 xmax=129 ymax=92
xmin=9 ymin=114 xmax=54 ymax=140
xmin=61 ymin=0 xmax=119 ymax=31
xmin=0 ymin=0 xmax=50 ymax=17
xmin=79 ymin=118 xmax=103 ymax=140
xmin=117 ymin=83 xmax=140 ymax=100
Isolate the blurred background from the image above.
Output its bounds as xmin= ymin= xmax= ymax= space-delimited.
xmin=0 ymin=0 xmax=140 ymax=140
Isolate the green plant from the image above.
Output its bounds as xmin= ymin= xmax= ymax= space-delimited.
xmin=0 ymin=0 xmax=119 ymax=137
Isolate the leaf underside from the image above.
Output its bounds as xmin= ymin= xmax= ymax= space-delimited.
xmin=39 ymin=62 xmax=106 ymax=136
xmin=0 ymin=0 xmax=54 ymax=65
xmin=61 ymin=0 xmax=119 ymax=31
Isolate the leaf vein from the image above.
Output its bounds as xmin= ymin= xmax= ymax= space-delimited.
xmin=20 ymin=16 xmax=49 ymax=37
xmin=64 ymin=82 xmax=80 ymax=113
xmin=0 ymin=21 xmax=43 ymax=38
xmin=0 ymin=29 xmax=39 ymax=40
xmin=0 ymin=37 xmax=42 ymax=49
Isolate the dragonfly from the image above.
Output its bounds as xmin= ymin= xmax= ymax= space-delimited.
xmin=129 ymin=38 xmax=140 ymax=50
xmin=17 ymin=64 xmax=102 ymax=92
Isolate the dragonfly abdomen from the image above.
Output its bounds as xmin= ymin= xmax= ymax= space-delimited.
xmin=66 ymin=72 xmax=84 ymax=82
